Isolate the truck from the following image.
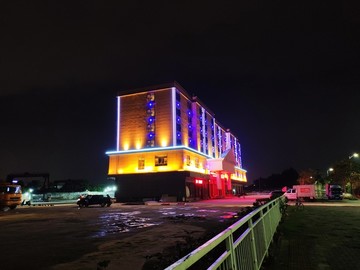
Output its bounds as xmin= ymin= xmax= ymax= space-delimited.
xmin=286 ymin=183 xmax=341 ymax=201
xmin=290 ymin=184 xmax=327 ymax=201
xmin=0 ymin=182 xmax=22 ymax=210
xmin=292 ymin=184 xmax=317 ymax=200
xmin=325 ymin=184 xmax=343 ymax=200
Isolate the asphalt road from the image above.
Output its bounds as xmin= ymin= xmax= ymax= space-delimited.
xmin=0 ymin=199 xmax=253 ymax=270
xmin=2 ymin=195 xmax=358 ymax=270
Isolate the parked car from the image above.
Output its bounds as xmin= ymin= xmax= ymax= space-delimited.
xmin=77 ymin=194 xmax=112 ymax=207
xmin=269 ymin=190 xmax=284 ymax=200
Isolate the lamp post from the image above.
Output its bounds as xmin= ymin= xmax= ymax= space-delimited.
xmin=349 ymin=153 xmax=359 ymax=160
xmin=327 ymin=167 xmax=334 ymax=177
xmin=348 ymin=152 xmax=359 ymax=194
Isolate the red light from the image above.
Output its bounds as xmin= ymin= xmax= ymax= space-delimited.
xmin=195 ymin=179 xmax=203 ymax=185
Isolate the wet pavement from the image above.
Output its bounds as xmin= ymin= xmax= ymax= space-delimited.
xmin=2 ymin=195 xmax=359 ymax=269
xmin=0 ymin=197 xmax=256 ymax=270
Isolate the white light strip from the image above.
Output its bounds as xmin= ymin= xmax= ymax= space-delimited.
xmin=106 ymin=145 xmax=212 ymax=159
xmin=116 ymin=96 xmax=120 ymax=151
xmin=172 ymin=87 xmax=176 ymax=146
xmin=234 ymin=166 xmax=247 ymax=173
xmin=212 ymin=118 xmax=216 ymax=157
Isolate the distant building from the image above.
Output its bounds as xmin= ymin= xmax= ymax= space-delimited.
xmin=106 ymin=82 xmax=247 ymax=202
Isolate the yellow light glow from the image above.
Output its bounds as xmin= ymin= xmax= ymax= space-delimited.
xmin=117 ymin=169 xmax=124 ymax=174
xmin=123 ymin=143 xmax=129 ymax=151
xmin=183 ymin=164 xmax=206 ymax=174
xmin=135 ymin=141 xmax=142 ymax=149
xmin=221 ymin=173 xmax=229 ymax=180
xmin=161 ymin=139 xmax=168 ymax=147
xmin=144 ymin=166 xmax=154 ymax=171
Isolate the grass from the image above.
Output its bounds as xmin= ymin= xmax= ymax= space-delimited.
xmin=263 ymin=205 xmax=360 ymax=270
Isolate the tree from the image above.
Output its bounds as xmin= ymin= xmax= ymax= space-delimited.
xmin=350 ymin=172 xmax=360 ymax=196
xmin=328 ymin=158 xmax=360 ymax=195
xmin=297 ymin=168 xmax=321 ymax=185
xmin=280 ymin=168 xmax=299 ymax=187
xmin=251 ymin=168 xmax=299 ymax=191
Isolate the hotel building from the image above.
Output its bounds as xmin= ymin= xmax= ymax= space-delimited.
xmin=106 ymin=82 xmax=247 ymax=202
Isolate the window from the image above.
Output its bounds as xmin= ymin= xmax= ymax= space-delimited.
xmin=138 ymin=159 xmax=145 ymax=170
xmin=186 ymin=155 xmax=191 ymax=166
xmin=195 ymin=157 xmax=199 ymax=168
xmin=155 ymin=155 xmax=168 ymax=166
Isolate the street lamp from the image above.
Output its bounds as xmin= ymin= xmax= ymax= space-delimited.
xmin=349 ymin=153 xmax=359 ymax=159
xmin=348 ymin=152 xmax=359 ymax=194
xmin=327 ymin=167 xmax=334 ymax=177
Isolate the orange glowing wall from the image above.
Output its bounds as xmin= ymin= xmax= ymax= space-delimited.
xmin=118 ymin=88 xmax=173 ymax=150
xmin=108 ymin=149 xmax=208 ymax=175
xmin=152 ymin=89 xmax=173 ymax=147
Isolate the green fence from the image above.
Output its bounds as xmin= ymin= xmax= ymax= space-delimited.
xmin=165 ymin=197 xmax=284 ymax=270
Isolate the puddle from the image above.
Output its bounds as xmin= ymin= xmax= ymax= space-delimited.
xmin=92 ymin=207 xmax=243 ymax=238
xmin=196 ymin=209 xmax=219 ymax=213
xmin=219 ymin=212 xmax=239 ymax=219
xmin=92 ymin=211 xmax=161 ymax=238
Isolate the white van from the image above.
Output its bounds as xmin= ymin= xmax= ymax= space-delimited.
xmin=284 ymin=188 xmax=297 ymax=200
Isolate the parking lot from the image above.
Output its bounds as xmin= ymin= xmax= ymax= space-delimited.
xmin=3 ymin=194 xmax=358 ymax=270
xmin=0 ymin=200 xmax=253 ymax=270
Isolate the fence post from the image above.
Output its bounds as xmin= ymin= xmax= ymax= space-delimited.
xmin=260 ymin=207 xmax=269 ymax=258
xmin=249 ymin=218 xmax=259 ymax=269
xmin=225 ymin=232 xmax=238 ymax=270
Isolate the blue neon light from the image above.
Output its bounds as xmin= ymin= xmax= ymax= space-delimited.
xmin=148 ymin=116 xmax=155 ymax=123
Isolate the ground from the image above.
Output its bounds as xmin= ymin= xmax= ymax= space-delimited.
xmin=0 ymin=201 xmax=254 ymax=270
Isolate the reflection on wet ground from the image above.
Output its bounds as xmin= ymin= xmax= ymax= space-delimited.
xmin=94 ymin=206 xmax=242 ymax=238
xmin=94 ymin=211 xmax=162 ymax=237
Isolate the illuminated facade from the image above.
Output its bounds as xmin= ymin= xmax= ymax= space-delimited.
xmin=106 ymin=82 xmax=247 ymax=202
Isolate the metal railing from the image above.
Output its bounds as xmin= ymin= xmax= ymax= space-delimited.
xmin=165 ymin=197 xmax=284 ymax=270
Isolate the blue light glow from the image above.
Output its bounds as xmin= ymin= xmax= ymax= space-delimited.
xmin=148 ymin=116 xmax=155 ymax=123
xmin=172 ymin=88 xmax=176 ymax=146
xmin=106 ymin=145 xmax=212 ymax=159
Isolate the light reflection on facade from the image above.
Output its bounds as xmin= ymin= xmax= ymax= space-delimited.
xmin=106 ymin=82 xmax=247 ymax=202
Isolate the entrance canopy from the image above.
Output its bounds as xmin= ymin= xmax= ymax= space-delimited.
xmin=207 ymin=148 xmax=236 ymax=174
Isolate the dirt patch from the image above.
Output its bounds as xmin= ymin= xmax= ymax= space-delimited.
xmin=50 ymin=220 xmax=232 ymax=270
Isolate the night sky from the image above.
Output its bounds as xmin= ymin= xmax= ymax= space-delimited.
xmin=1 ymin=1 xmax=359 ymax=184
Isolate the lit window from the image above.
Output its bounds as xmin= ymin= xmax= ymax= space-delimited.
xmin=195 ymin=158 xmax=199 ymax=168
xmin=155 ymin=155 xmax=168 ymax=166
xmin=138 ymin=159 xmax=145 ymax=170
xmin=186 ymin=155 xmax=191 ymax=166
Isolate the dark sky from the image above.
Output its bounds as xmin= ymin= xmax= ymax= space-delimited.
xmin=1 ymin=1 xmax=360 ymax=184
